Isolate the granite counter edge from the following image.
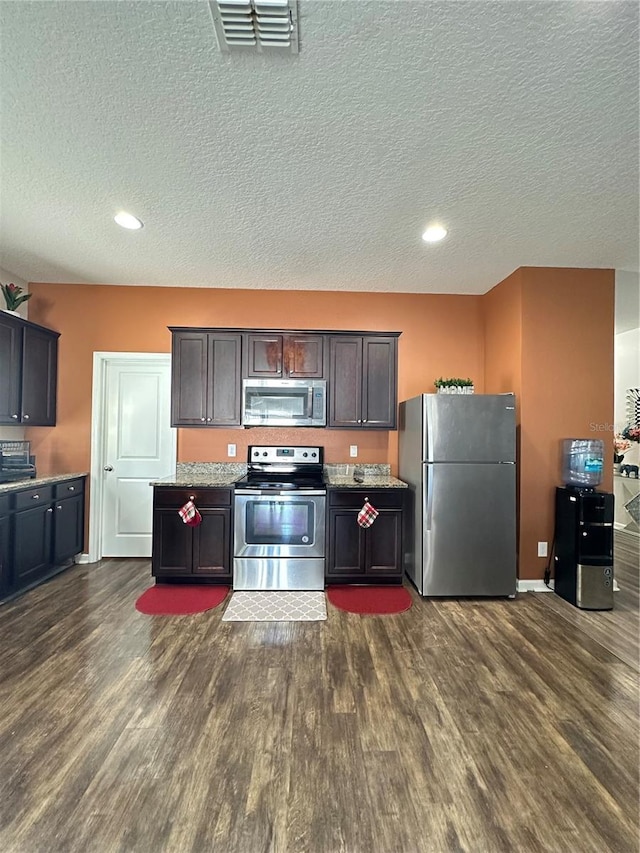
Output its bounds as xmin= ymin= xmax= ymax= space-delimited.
xmin=0 ymin=472 xmax=88 ymax=495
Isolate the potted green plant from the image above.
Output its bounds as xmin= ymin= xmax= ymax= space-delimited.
xmin=1 ymin=282 xmax=32 ymax=314
xmin=433 ymin=377 xmax=474 ymax=394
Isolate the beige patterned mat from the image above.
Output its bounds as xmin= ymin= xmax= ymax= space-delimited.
xmin=221 ymin=591 xmax=327 ymax=622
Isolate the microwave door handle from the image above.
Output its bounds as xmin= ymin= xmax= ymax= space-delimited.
xmin=307 ymin=385 xmax=313 ymax=416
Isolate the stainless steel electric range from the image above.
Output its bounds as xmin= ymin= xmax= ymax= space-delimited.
xmin=233 ymin=445 xmax=326 ymax=591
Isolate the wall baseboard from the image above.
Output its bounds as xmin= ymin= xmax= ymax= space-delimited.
xmin=517 ymin=578 xmax=619 ymax=593
xmin=517 ymin=579 xmax=553 ymax=593
xmin=74 ymin=553 xmax=91 ymax=565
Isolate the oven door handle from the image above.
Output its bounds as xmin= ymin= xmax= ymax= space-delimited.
xmin=234 ymin=489 xmax=326 ymax=496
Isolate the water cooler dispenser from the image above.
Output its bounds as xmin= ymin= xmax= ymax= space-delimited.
xmin=554 ymin=439 xmax=614 ymax=611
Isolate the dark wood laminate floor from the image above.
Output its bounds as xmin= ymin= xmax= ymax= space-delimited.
xmin=532 ymin=530 xmax=640 ymax=672
xmin=0 ymin=547 xmax=638 ymax=853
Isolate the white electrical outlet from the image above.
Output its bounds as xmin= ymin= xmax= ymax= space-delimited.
xmin=227 ymin=443 xmax=236 ymax=458
xmin=537 ymin=541 xmax=548 ymax=558
xmin=349 ymin=445 xmax=358 ymax=458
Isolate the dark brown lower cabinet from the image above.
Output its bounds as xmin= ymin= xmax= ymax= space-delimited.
xmin=152 ymin=487 xmax=232 ymax=582
xmin=0 ymin=495 xmax=11 ymax=598
xmin=1 ymin=476 xmax=86 ymax=602
xmin=326 ymin=488 xmax=409 ymax=584
xmin=14 ymin=500 xmax=54 ymax=588
xmin=53 ymin=492 xmax=85 ymax=565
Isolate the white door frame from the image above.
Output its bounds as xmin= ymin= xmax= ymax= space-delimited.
xmin=88 ymin=352 xmax=177 ymax=563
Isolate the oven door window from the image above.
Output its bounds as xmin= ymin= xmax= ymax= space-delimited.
xmin=246 ymin=500 xmax=315 ymax=546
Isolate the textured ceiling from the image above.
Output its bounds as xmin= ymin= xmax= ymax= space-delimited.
xmin=0 ymin=0 xmax=638 ymax=295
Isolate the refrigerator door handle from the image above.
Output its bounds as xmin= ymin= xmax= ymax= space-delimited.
xmin=425 ymin=464 xmax=434 ymax=531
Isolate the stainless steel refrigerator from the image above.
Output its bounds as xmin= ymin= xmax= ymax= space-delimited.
xmin=398 ymin=393 xmax=517 ymax=596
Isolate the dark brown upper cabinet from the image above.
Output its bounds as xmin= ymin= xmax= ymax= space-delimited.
xmin=328 ymin=335 xmax=398 ymax=429
xmin=169 ymin=327 xmax=399 ymax=430
xmin=170 ymin=329 xmax=242 ymax=427
xmin=0 ymin=312 xmax=59 ymax=426
xmin=244 ymin=333 xmax=325 ymax=379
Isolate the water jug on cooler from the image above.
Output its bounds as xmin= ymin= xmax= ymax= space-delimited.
xmin=561 ymin=439 xmax=604 ymax=488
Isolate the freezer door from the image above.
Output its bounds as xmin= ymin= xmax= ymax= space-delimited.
xmin=424 ymin=394 xmax=516 ymax=462
xmin=421 ymin=462 xmax=516 ymax=596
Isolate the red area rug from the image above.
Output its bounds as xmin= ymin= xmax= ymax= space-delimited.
xmin=326 ymin=585 xmax=412 ymax=615
xmin=135 ymin=585 xmax=229 ymax=615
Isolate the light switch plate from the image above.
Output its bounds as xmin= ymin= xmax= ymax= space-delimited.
xmin=227 ymin=443 xmax=236 ymax=457
xmin=537 ymin=541 xmax=548 ymax=557
xmin=349 ymin=445 xmax=358 ymax=457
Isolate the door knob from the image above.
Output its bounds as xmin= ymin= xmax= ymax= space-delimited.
xmin=104 ymin=465 xmax=114 ymax=472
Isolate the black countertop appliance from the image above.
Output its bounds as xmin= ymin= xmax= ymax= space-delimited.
xmin=0 ymin=441 xmax=37 ymax=483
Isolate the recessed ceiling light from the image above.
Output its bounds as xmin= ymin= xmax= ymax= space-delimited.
xmin=422 ymin=224 xmax=447 ymax=243
xmin=114 ymin=211 xmax=144 ymax=230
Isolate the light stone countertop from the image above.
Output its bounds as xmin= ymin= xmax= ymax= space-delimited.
xmin=151 ymin=473 xmax=242 ymax=488
xmin=151 ymin=462 xmax=408 ymax=489
xmin=323 ymin=463 xmax=408 ymax=488
xmin=324 ymin=474 xmax=408 ymax=489
xmin=0 ymin=472 xmax=88 ymax=495
xmin=151 ymin=462 xmax=246 ymax=488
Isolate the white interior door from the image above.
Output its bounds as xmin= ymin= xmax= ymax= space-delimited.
xmin=100 ymin=356 xmax=175 ymax=557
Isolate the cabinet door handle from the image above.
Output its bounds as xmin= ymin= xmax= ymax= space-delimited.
xmin=11 ymin=414 xmax=18 ymax=419
xmin=57 ymin=505 xmax=63 ymax=510
xmin=47 ymin=507 xmax=53 ymax=513
xmin=68 ymin=486 xmax=75 ymax=491
xmin=32 ymin=494 xmax=40 ymax=500
xmin=201 ymin=418 xmax=206 ymax=422
xmin=23 ymin=413 xmax=30 ymax=420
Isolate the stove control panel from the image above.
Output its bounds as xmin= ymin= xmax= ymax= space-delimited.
xmin=248 ymin=446 xmax=323 ymax=464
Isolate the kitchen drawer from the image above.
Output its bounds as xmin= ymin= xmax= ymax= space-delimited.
xmin=54 ymin=478 xmax=84 ymax=499
xmin=328 ymin=488 xmax=406 ymax=509
xmin=0 ymin=494 xmax=10 ymax=516
xmin=14 ymin=485 xmax=54 ymax=510
xmin=154 ymin=487 xmax=232 ymax=508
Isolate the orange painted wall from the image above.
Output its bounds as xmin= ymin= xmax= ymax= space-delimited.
xmin=518 ymin=267 xmax=614 ymax=579
xmin=482 ymin=267 xmax=614 ymax=580
xmin=482 ymin=269 xmax=523 ymax=399
xmin=24 ymin=284 xmax=484 ymax=477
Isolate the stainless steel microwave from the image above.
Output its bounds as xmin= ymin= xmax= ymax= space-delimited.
xmin=242 ymin=379 xmax=327 ymax=427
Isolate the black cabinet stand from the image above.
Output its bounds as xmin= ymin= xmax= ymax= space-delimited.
xmin=554 ymin=486 xmax=614 ymax=611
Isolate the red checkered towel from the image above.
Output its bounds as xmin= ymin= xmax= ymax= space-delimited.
xmin=357 ymin=501 xmax=379 ymax=528
xmin=178 ymin=500 xmax=202 ymax=527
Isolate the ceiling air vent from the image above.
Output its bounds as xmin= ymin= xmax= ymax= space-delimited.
xmin=210 ymin=0 xmax=299 ymax=54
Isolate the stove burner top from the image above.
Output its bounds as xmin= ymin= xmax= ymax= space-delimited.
xmin=234 ymin=473 xmax=325 ymax=491
xmin=236 ymin=444 xmax=325 ymax=492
